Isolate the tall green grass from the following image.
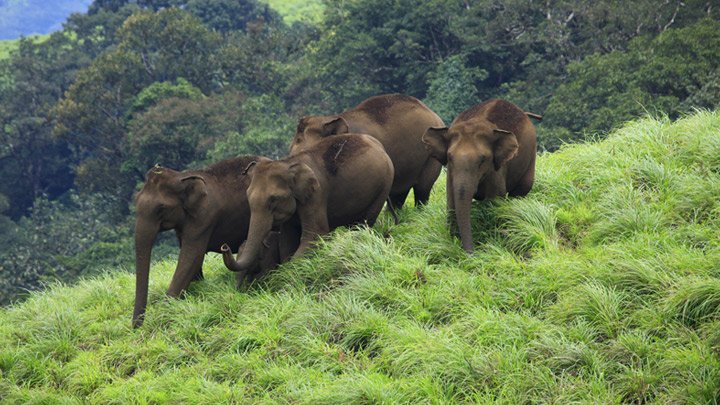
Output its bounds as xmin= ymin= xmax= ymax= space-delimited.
xmin=1 ymin=111 xmax=719 ymax=402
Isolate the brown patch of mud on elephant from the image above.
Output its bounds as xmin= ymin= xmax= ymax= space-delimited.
xmin=486 ymin=100 xmax=526 ymax=135
xmin=356 ymin=94 xmax=418 ymax=124
xmin=322 ymin=137 xmax=365 ymax=175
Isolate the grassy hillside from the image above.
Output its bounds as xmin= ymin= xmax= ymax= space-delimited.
xmin=1 ymin=112 xmax=719 ymax=403
xmin=0 ymin=35 xmax=50 ymax=60
xmin=263 ymin=0 xmax=324 ymax=24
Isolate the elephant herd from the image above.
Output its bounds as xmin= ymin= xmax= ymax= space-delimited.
xmin=132 ymin=94 xmax=540 ymax=327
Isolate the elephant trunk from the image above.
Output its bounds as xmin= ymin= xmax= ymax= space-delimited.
xmin=227 ymin=214 xmax=272 ymax=273
xmin=453 ymin=178 xmax=478 ymax=254
xmin=221 ymin=243 xmax=243 ymax=272
xmin=132 ymin=218 xmax=159 ymax=328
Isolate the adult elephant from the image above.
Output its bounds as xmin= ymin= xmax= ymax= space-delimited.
xmin=132 ymin=156 xmax=299 ymax=328
xmin=222 ymin=134 xmax=393 ymax=272
xmin=422 ymin=99 xmax=539 ymax=253
xmin=289 ymin=93 xmax=444 ymax=209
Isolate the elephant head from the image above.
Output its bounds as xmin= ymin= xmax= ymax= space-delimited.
xmin=223 ymin=160 xmax=318 ymax=272
xmin=289 ymin=115 xmax=350 ymax=155
xmin=132 ymin=166 xmax=207 ymax=328
xmin=422 ymin=123 xmax=519 ymax=253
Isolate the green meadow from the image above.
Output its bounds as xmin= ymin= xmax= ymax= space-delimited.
xmin=1 ymin=112 xmax=719 ymax=403
xmin=263 ymin=0 xmax=324 ymax=23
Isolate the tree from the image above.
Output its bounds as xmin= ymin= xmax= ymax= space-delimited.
xmin=302 ymin=0 xmax=462 ymax=110
xmin=53 ymin=8 xmax=222 ymax=199
xmin=542 ymin=18 xmax=720 ymax=149
xmin=0 ymin=32 xmax=89 ymax=218
xmin=423 ymin=54 xmax=487 ymax=124
xmin=126 ymin=91 xmax=245 ymax=175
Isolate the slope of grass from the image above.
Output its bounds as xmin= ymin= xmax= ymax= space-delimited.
xmin=1 ymin=112 xmax=720 ymax=402
xmin=263 ymin=0 xmax=324 ymax=24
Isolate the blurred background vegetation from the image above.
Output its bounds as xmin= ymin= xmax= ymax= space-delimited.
xmin=1 ymin=0 xmax=718 ymax=304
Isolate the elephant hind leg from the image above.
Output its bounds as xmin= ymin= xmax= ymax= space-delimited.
xmin=413 ymin=159 xmax=442 ymax=206
xmin=365 ymin=186 xmax=394 ymax=228
xmin=509 ymin=164 xmax=535 ymax=197
xmin=192 ymin=268 xmax=204 ymax=281
xmin=389 ymin=189 xmax=410 ymax=210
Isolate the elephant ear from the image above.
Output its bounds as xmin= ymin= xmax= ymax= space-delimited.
xmin=288 ymin=162 xmax=319 ymax=205
xmin=179 ymin=175 xmax=208 ymax=213
xmin=492 ymin=129 xmax=519 ymax=171
xmin=321 ymin=117 xmax=350 ymax=137
xmin=422 ymin=127 xmax=450 ymax=165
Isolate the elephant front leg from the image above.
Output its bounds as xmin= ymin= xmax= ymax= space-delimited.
xmin=167 ymin=234 xmax=210 ymax=297
xmin=446 ymin=170 xmax=459 ymax=237
xmin=294 ymin=204 xmax=330 ymax=257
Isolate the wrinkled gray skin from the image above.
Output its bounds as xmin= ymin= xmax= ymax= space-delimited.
xmin=132 ymin=156 xmax=298 ymax=328
xmin=222 ymin=134 xmax=394 ymax=272
xmin=289 ymin=93 xmax=444 ymax=210
xmin=423 ymin=99 xmax=538 ymax=253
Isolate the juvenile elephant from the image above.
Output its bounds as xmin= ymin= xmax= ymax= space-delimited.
xmin=422 ymin=99 xmax=538 ymax=253
xmin=132 ymin=156 xmax=298 ymax=328
xmin=289 ymin=93 xmax=444 ymax=209
xmin=222 ymin=134 xmax=393 ymax=272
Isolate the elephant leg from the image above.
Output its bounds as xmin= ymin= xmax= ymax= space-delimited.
xmin=295 ymin=202 xmax=330 ymax=257
xmin=278 ymin=221 xmax=301 ymax=262
xmin=446 ymin=170 xmax=459 ymax=237
xmin=385 ymin=198 xmax=399 ymax=224
xmin=389 ymin=190 xmax=410 ymax=210
xmin=192 ymin=267 xmax=204 ymax=281
xmin=509 ymin=163 xmax=535 ymax=197
xmin=413 ymin=159 xmax=442 ymax=206
xmin=364 ymin=184 xmax=394 ymax=228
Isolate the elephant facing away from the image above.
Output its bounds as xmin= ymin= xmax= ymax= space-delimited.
xmin=422 ymin=99 xmax=538 ymax=253
xmin=222 ymin=134 xmax=393 ymax=273
xmin=132 ymin=156 xmax=299 ymax=328
xmin=289 ymin=93 xmax=444 ymax=209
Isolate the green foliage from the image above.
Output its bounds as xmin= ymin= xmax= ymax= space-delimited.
xmin=543 ymin=19 xmax=720 ymax=148
xmin=208 ymin=94 xmax=293 ymax=161
xmin=423 ymin=54 xmax=487 ymax=124
xmin=0 ymin=32 xmax=89 ymax=218
xmin=53 ymin=7 xmax=222 ymax=197
xmin=0 ymin=193 xmax=134 ymax=305
xmin=130 ymin=77 xmax=203 ymax=113
xmin=126 ymin=91 xmax=243 ymax=174
xmin=2 ymin=112 xmax=720 ymax=402
xmin=264 ymin=0 xmax=324 ymax=24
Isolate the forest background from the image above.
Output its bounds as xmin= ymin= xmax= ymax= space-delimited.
xmin=1 ymin=0 xmax=719 ymax=303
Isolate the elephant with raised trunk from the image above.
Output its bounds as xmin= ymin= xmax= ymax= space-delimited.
xmin=422 ymin=99 xmax=539 ymax=253
xmin=132 ymin=156 xmax=298 ymax=328
xmin=222 ymin=134 xmax=393 ymax=272
xmin=289 ymin=93 xmax=444 ymax=210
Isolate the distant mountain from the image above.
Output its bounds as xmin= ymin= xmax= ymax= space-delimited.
xmin=0 ymin=0 xmax=92 ymax=40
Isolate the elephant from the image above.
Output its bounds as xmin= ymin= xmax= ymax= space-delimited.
xmin=222 ymin=133 xmax=394 ymax=272
xmin=289 ymin=93 xmax=444 ymax=210
xmin=132 ymin=156 xmax=299 ymax=328
xmin=422 ymin=99 xmax=539 ymax=253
